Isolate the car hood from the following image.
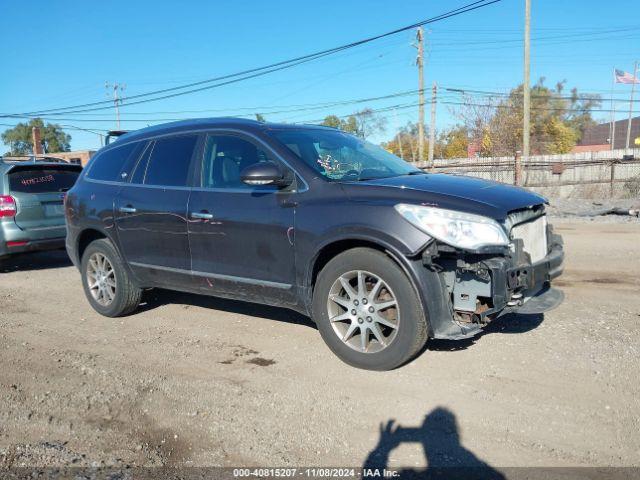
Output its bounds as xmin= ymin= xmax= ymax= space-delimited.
xmin=351 ymin=173 xmax=547 ymax=220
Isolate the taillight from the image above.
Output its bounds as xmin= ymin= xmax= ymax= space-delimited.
xmin=0 ymin=195 xmax=17 ymax=218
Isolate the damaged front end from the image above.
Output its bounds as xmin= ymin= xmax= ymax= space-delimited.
xmin=417 ymin=205 xmax=564 ymax=340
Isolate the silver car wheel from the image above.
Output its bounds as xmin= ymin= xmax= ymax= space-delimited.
xmin=327 ymin=270 xmax=400 ymax=353
xmin=86 ymin=252 xmax=117 ymax=306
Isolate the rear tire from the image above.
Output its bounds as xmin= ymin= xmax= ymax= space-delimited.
xmin=312 ymin=247 xmax=428 ymax=370
xmin=81 ymin=238 xmax=142 ymax=317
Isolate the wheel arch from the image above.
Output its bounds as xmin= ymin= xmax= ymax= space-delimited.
xmin=305 ymin=235 xmax=440 ymax=336
xmin=307 ymin=236 xmax=423 ymax=304
xmin=310 ymin=238 xmax=386 ymax=290
xmin=75 ymin=227 xmax=124 ymax=265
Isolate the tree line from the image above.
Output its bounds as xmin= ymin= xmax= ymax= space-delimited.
xmin=1 ymin=118 xmax=71 ymax=156
xmin=326 ymin=79 xmax=601 ymax=160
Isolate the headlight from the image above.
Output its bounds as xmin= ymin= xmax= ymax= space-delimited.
xmin=394 ymin=204 xmax=509 ymax=250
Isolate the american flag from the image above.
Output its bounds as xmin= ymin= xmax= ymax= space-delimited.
xmin=614 ymin=69 xmax=640 ymax=84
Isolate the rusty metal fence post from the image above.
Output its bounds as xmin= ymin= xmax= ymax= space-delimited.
xmin=609 ymin=159 xmax=617 ymax=198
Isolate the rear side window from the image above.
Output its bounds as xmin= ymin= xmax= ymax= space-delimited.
xmin=9 ymin=168 xmax=80 ymax=194
xmin=143 ymin=135 xmax=198 ymax=187
xmin=87 ymin=141 xmax=144 ymax=182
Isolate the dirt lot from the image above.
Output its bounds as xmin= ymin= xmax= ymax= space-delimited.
xmin=1 ymin=219 xmax=639 ymax=470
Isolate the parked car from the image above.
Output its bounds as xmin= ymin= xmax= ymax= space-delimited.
xmin=65 ymin=118 xmax=564 ymax=370
xmin=0 ymin=158 xmax=81 ymax=261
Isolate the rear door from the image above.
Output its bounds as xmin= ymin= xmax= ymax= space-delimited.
xmin=8 ymin=164 xmax=81 ymax=236
xmin=114 ymin=134 xmax=201 ymax=289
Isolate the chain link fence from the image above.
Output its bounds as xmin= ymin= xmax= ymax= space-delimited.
xmin=416 ymin=148 xmax=640 ymax=199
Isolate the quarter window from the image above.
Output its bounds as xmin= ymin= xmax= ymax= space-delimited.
xmin=143 ymin=135 xmax=198 ymax=187
xmin=87 ymin=141 xmax=144 ymax=182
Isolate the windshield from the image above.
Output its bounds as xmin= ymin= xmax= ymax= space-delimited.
xmin=268 ymin=128 xmax=422 ymax=181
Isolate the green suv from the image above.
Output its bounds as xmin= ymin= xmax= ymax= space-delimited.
xmin=0 ymin=158 xmax=81 ymax=261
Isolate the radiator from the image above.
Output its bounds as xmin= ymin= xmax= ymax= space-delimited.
xmin=511 ymin=215 xmax=548 ymax=263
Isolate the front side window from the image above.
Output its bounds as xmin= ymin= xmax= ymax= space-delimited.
xmin=201 ymin=134 xmax=275 ymax=189
xmin=268 ymin=128 xmax=421 ymax=182
xmin=143 ymin=135 xmax=198 ymax=187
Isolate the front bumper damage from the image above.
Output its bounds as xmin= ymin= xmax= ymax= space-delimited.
xmin=416 ymin=223 xmax=564 ymax=340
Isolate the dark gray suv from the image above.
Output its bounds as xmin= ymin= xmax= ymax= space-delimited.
xmin=65 ymin=118 xmax=564 ymax=370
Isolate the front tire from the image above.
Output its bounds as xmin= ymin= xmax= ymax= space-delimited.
xmin=312 ymin=248 xmax=428 ymax=370
xmin=81 ymin=238 xmax=142 ymax=317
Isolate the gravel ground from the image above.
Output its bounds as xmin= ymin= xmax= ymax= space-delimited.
xmin=546 ymin=198 xmax=640 ymax=223
xmin=0 ymin=219 xmax=639 ymax=471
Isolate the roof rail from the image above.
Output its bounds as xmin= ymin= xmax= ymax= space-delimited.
xmin=105 ymin=130 xmax=130 ymax=145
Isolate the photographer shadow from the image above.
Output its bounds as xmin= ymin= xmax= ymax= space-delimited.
xmin=363 ymin=407 xmax=505 ymax=479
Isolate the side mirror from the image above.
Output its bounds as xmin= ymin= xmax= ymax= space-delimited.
xmin=240 ymin=161 xmax=291 ymax=187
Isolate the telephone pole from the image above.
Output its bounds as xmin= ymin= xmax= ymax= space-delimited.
xmin=626 ymin=61 xmax=638 ymax=149
xmin=428 ymin=82 xmax=437 ymax=169
xmin=393 ymin=108 xmax=405 ymax=160
xmin=105 ymin=82 xmax=126 ymax=130
xmin=522 ymin=0 xmax=531 ymax=165
xmin=416 ymin=27 xmax=425 ymax=164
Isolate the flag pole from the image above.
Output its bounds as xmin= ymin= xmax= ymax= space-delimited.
xmin=610 ymin=67 xmax=615 ymax=150
xmin=625 ymin=60 xmax=638 ymax=149
xmin=611 ymin=100 xmax=616 ymax=152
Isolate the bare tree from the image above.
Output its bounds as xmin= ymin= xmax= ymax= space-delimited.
xmin=353 ymin=108 xmax=387 ymax=139
xmin=451 ymin=94 xmax=500 ymax=156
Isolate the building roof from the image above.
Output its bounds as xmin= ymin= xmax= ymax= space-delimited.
xmin=578 ymin=116 xmax=640 ymax=149
xmin=571 ymin=144 xmax=611 ymax=153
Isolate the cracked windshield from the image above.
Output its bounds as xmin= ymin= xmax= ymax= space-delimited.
xmin=269 ymin=129 xmax=421 ymax=181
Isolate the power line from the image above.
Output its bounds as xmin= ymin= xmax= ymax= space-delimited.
xmin=427 ymin=26 xmax=640 ymax=47
xmin=444 ymin=87 xmax=640 ymax=103
xmin=6 ymin=85 xmax=638 ymax=125
xmin=2 ymin=98 xmax=636 ymax=141
xmin=3 ymin=89 xmax=635 ymax=127
xmin=1 ymin=89 xmax=423 ymax=123
xmin=10 ymin=0 xmax=501 ymax=117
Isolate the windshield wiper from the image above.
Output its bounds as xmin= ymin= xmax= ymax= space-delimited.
xmin=357 ymin=171 xmax=423 ymax=181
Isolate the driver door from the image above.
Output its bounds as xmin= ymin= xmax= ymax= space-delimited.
xmin=187 ymin=132 xmax=298 ymax=305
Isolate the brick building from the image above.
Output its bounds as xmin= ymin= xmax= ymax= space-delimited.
xmin=48 ymin=150 xmax=96 ymax=166
xmin=572 ymin=116 xmax=640 ymax=152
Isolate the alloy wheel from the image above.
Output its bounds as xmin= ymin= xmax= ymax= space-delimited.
xmin=326 ymin=270 xmax=400 ymax=353
xmin=86 ymin=252 xmax=117 ymax=306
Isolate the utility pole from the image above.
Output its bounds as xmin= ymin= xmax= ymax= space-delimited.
xmin=428 ymin=82 xmax=437 ymax=169
xmin=105 ymin=82 xmax=126 ymax=130
xmin=625 ymin=61 xmax=638 ymax=149
xmin=416 ymin=27 xmax=425 ymax=164
xmin=397 ymin=131 xmax=405 ymax=160
xmin=393 ymin=108 xmax=405 ymax=160
xmin=609 ymin=67 xmax=616 ymax=150
xmin=611 ymin=102 xmax=616 ymax=151
xmin=522 ymin=0 xmax=531 ymax=167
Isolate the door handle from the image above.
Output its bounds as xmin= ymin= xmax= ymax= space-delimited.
xmin=190 ymin=211 xmax=214 ymax=220
xmin=119 ymin=206 xmax=137 ymax=214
